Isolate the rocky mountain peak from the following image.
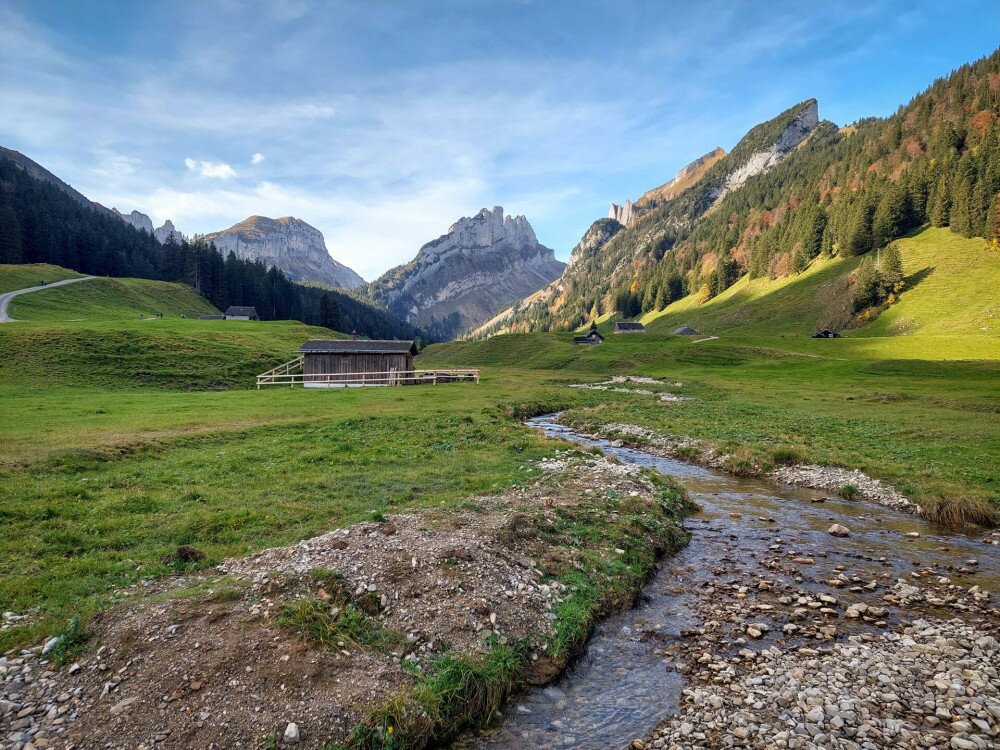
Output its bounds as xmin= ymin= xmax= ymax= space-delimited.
xmin=201 ymin=215 xmax=365 ymax=290
xmin=370 ymin=206 xmax=565 ymax=340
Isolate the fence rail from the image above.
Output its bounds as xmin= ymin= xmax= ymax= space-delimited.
xmin=256 ymin=367 xmax=480 ymax=388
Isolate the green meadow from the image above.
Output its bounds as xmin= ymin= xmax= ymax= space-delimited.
xmin=0 ymin=226 xmax=998 ymax=652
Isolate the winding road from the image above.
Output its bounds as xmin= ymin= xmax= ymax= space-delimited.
xmin=0 ymin=275 xmax=95 ymax=322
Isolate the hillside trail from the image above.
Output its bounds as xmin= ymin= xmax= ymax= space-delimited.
xmin=454 ymin=413 xmax=998 ymax=750
xmin=0 ymin=276 xmax=95 ymax=322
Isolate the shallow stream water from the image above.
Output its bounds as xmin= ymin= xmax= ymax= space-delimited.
xmin=454 ymin=413 xmax=998 ymax=750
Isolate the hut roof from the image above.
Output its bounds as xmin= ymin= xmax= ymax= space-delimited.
xmin=614 ymin=322 xmax=646 ymax=331
xmin=572 ymin=330 xmax=604 ymax=344
xmin=199 ymin=314 xmax=225 ymax=320
xmin=300 ymin=339 xmax=418 ymax=355
xmin=672 ymin=325 xmax=699 ymax=335
xmin=224 ymin=306 xmax=258 ymax=317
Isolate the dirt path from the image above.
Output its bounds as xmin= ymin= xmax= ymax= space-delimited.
xmin=0 ymin=276 xmax=95 ymax=322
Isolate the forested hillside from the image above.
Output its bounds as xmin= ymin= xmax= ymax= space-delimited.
xmin=0 ymin=156 xmax=418 ymax=340
xmin=506 ymin=48 xmax=1000 ymax=333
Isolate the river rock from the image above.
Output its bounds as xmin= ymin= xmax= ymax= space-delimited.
xmin=827 ymin=524 xmax=850 ymax=537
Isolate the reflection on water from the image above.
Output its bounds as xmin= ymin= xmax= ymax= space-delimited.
xmin=454 ymin=414 xmax=997 ymax=750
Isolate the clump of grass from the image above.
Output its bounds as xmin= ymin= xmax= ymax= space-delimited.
xmin=770 ymin=446 xmax=805 ymax=466
xmin=278 ymin=599 xmax=407 ymax=654
xmin=920 ymin=496 xmax=999 ymax=527
xmin=838 ymin=483 xmax=860 ymax=500
xmin=674 ymin=444 xmax=702 ymax=461
xmin=351 ymin=640 xmax=525 ymax=750
xmin=45 ymin=616 xmax=90 ymax=667
xmin=722 ymin=446 xmax=760 ymax=477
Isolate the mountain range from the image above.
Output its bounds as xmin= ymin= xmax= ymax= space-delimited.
xmin=481 ymin=48 xmax=1000 ymax=336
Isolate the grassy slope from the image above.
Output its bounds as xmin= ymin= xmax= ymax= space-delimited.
xmin=640 ymin=227 xmax=1000 ymax=341
xmin=0 ymin=317 xmax=341 ymax=390
xmin=0 ymin=263 xmax=84 ymax=294
xmin=2 ymin=230 xmax=998 ymax=654
xmin=8 ymin=275 xmax=218 ymax=320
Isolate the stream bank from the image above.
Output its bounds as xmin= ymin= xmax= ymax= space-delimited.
xmin=455 ymin=414 xmax=999 ymax=750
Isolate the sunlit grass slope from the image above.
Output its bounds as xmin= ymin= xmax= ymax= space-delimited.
xmin=641 ymin=227 xmax=1000 ymax=340
xmin=8 ymin=274 xmax=218 ymax=321
xmin=0 ymin=263 xmax=84 ymax=294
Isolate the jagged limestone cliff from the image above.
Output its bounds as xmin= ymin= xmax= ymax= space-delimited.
xmin=202 ymin=216 xmax=365 ymax=290
xmin=370 ymin=206 xmax=565 ymax=340
xmin=112 ymin=209 xmax=184 ymax=243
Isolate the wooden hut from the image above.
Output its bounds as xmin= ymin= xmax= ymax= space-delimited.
xmin=613 ymin=322 xmax=646 ymax=334
xmin=811 ymin=329 xmax=841 ymax=338
xmin=572 ymin=330 xmax=604 ymax=345
xmin=672 ymin=325 xmax=699 ymax=335
xmin=224 ymin=305 xmax=259 ymax=321
xmin=300 ymin=339 xmax=417 ymax=386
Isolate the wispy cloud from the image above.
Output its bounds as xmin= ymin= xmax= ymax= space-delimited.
xmin=2 ymin=0 xmax=997 ymax=277
xmin=184 ymin=158 xmax=236 ymax=179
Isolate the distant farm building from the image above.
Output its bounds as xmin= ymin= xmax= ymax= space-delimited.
xmin=256 ymin=338 xmax=478 ymax=388
xmin=672 ymin=325 xmax=699 ymax=335
xmin=572 ymin=330 xmax=604 ymax=345
xmin=614 ymin=322 xmax=646 ymax=334
xmin=224 ymin=306 xmax=259 ymax=320
xmin=199 ymin=314 xmax=225 ymax=320
xmin=812 ymin=329 xmax=841 ymax=338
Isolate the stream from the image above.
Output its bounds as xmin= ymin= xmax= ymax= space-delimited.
xmin=454 ymin=413 xmax=999 ymax=750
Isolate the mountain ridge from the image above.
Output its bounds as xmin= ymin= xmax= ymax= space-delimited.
xmin=370 ymin=206 xmax=565 ymax=340
xmin=202 ymin=215 xmax=366 ymax=291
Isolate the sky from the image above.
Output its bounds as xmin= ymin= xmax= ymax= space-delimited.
xmin=1 ymin=1 xmax=999 ymax=280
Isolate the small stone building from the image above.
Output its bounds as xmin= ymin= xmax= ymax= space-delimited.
xmin=672 ymin=325 xmax=699 ymax=335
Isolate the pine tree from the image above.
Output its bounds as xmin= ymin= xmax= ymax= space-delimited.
xmin=872 ymin=185 xmax=906 ymax=249
xmin=853 ymin=256 xmax=880 ymax=311
xmin=0 ymin=204 xmax=23 ymax=263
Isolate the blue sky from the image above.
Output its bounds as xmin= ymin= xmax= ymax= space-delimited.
xmin=1 ymin=1 xmax=998 ymax=280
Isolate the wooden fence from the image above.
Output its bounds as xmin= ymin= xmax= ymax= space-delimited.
xmin=256 ymin=357 xmax=480 ymax=388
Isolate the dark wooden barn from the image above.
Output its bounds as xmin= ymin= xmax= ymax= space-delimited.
xmin=299 ymin=339 xmax=417 ymax=386
xmin=614 ymin=322 xmax=647 ymax=334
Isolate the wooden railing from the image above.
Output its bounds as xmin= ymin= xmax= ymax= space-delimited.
xmin=255 ymin=356 xmax=304 ymax=387
xmin=256 ymin=366 xmax=480 ymax=389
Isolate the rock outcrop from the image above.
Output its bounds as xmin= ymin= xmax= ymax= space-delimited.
xmin=112 ymin=208 xmax=154 ymax=234
xmin=608 ymin=200 xmax=635 ymax=226
xmin=154 ymin=219 xmax=183 ymax=244
xmin=567 ymin=218 xmax=623 ymax=268
xmin=370 ymin=206 xmax=565 ymax=340
xmin=710 ymin=99 xmax=818 ymax=203
xmin=202 ymin=216 xmax=366 ymax=290
xmin=635 ymin=146 xmax=727 ymax=208
xmin=112 ymin=209 xmax=185 ymax=244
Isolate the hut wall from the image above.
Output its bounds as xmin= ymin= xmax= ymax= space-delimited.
xmin=303 ymin=352 xmax=414 ymax=384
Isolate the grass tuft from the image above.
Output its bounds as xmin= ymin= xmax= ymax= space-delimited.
xmin=278 ymin=599 xmax=408 ymax=654
xmin=45 ymin=616 xmax=90 ymax=667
